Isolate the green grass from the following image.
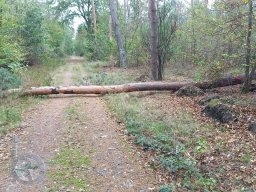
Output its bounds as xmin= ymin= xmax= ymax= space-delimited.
xmin=66 ymin=105 xmax=79 ymax=119
xmin=105 ymin=94 xmax=217 ymax=191
xmin=21 ymin=58 xmax=65 ymax=88
xmin=48 ymin=147 xmax=91 ymax=191
xmin=0 ymin=94 xmax=40 ymax=135
xmin=80 ymin=62 xmax=135 ymax=85
xmin=51 ymin=148 xmax=91 ymax=167
xmin=239 ymin=154 xmax=253 ymax=164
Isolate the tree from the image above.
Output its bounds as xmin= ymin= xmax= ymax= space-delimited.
xmin=242 ymin=0 xmax=255 ymax=93
xmin=74 ymin=0 xmax=93 ymax=33
xmin=0 ymin=1 xmax=25 ymax=68
xmin=0 ymin=2 xmax=2 ymax=27
xmin=109 ymin=0 xmax=127 ymax=67
xmin=21 ymin=5 xmax=45 ymax=65
xmin=51 ymin=0 xmax=94 ymax=33
xmin=157 ymin=0 xmax=177 ymax=80
xmin=92 ymin=0 xmax=97 ymax=34
xmin=149 ymin=0 xmax=159 ymax=80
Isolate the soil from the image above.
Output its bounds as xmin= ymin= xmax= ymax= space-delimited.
xmin=0 ymin=57 xmax=159 ymax=192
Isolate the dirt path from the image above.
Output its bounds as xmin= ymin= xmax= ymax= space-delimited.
xmin=0 ymin=57 xmax=158 ymax=191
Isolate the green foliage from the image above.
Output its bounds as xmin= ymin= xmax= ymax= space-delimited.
xmin=0 ymin=0 xmax=74 ymax=70
xmin=159 ymin=185 xmax=173 ymax=192
xmin=74 ymin=25 xmax=87 ymax=57
xmin=0 ymin=1 xmax=25 ymax=69
xmin=171 ymin=1 xmax=249 ymax=81
xmin=21 ymin=5 xmax=46 ymax=64
xmin=0 ymin=106 xmax=20 ymax=135
xmin=159 ymin=153 xmax=196 ymax=174
xmin=195 ymin=139 xmax=208 ymax=153
xmin=0 ymin=68 xmax=21 ymax=91
xmin=74 ymin=24 xmax=114 ymax=60
xmin=196 ymin=177 xmax=217 ymax=192
xmin=0 ymin=38 xmax=25 ymax=68
xmin=45 ymin=20 xmax=74 ymax=57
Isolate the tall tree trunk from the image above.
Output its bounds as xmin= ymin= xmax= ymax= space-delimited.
xmin=109 ymin=0 xmax=127 ymax=67
xmin=127 ymin=0 xmax=130 ymax=20
xmin=0 ymin=2 xmax=2 ymax=28
xmin=92 ymin=0 xmax=97 ymax=34
xmin=191 ymin=0 xmax=196 ymax=63
xmin=124 ymin=0 xmax=128 ymax=23
xmin=109 ymin=14 xmax=113 ymax=41
xmin=242 ymin=0 xmax=253 ymax=93
xmin=149 ymin=0 xmax=159 ymax=80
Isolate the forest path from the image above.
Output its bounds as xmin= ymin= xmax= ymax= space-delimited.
xmin=1 ymin=57 xmax=158 ymax=192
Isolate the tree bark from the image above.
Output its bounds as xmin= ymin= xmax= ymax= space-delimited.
xmin=109 ymin=0 xmax=127 ymax=67
xmin=0 ymin=5 xmax=2 ymax=27
xmin=191 ymin=0 xmax=196 ymax=63
xmin=92 ymin=0 xmax=97 ymax=34
xmin=242 ymin=0 xmax=253 ymax=93
xmin=149 ymin=0 xmax=159 ymax=80
xmin=109 ymin=14 xmax=113 ymax=41
xmin=6 ymin=75 xmax=255 ymax=96
xmin=124 ymin=0 xmax=128 ymax=23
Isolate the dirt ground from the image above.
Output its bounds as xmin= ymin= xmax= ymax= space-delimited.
xmin=0 ymin=57 xmax=159 ymax=192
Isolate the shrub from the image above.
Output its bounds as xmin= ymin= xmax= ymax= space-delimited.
xmin=0 ymin=68 xmax=21 ymax=90
xmin=159 ymin=185 xmax=173 ymax=192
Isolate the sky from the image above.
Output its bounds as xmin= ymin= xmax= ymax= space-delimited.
xmin=73 ymin=16 xmax=84 ymax=32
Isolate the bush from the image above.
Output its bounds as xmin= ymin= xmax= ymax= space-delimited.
xmin=0 ymin=68 xmax=21 ymax=90
xmin=159 ymin=185 xmax=173 ymax=192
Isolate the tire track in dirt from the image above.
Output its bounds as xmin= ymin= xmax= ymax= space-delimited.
xmin=68 ymin=97 xmax=158 ymax=191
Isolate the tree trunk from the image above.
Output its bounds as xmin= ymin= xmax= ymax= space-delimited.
xmin=6 ymin=75 xmax=255 ymax=96
xmin=149 ymin=0 xmax=159 ymax=80
xmin=0 ymin=6 xmax=2 ymax=27
xmin=92 ymin=0 xmax=97 ymax=34
xmin=242 ymin=0 xmax=253 ymax=93
xmin=124 ymin=0 xmax=128 ymax=23
xmin=109 ymin=0 xmax=127 ymax=67
xmin=191 ymin=0 xmax=196 ymax=63
xmin=109 ymin=15 xmax=113 ymax=41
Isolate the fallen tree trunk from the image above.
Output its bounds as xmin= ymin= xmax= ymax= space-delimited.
xmin=4 ymin=74 xmax=253 ymax=96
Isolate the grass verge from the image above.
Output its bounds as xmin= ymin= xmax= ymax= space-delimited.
xmin=21 ymin=58 xmax=65 ymax=88
xmin=0 ymin=94 xmax=37 ymax=135
xmin=105 ymin=94 xmax=217 ymax=191
xmin=0 ymin=58 xmax=64 ymax=136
